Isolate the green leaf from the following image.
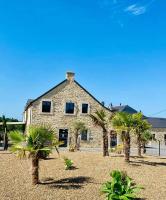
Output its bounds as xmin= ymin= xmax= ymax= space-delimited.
xmin=9 ymin=131 xmax=25 ymax=143
xmin=124 ymin=193 xmax=136 ymax=198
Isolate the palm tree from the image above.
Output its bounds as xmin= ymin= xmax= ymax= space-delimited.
xmin=9 ymin=125 xmax=59 ymax=185
xmin=140 ymin=130 xmax=153 ymax=154
xmin=90 ymin=109 xmax=111 ymax=157
xmin=112 ymin=112 xmax=134 ymax=162
xmin=72 ymin=121 xmax=86 ymax=151
xmin=132 ymin=113 xmax=151 ymax=157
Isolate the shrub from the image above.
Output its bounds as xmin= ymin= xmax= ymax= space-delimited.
xmin=38 ymin=149 xmax=51 ymax=159
xmin=63 ymin=157 xmax=73 ymax=170
xmin=101 ymin=170 xmax=142 ymax=200
xmin=110 ymin=144 xmax=123 ymax=154
xmin=69 ymin=144 xmax=75 ymax=152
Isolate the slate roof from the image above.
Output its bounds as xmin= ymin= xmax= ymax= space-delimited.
xmin=111 ymin=105 xmax=138 ymax=114
xmin=145 ymin=117 xmax=166 ymax=128
xmin=24 ymin=79 xmax=111 ymax=112
xmin=111 ymin=105 xmax=166 ymax=129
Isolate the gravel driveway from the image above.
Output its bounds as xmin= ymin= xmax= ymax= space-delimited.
xmin=0 ymin=151 xmax=166 ymax=200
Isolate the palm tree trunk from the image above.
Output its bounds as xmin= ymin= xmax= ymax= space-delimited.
xmin=137 ymin=134 xmax=142 ymax=157
xmin=143 ymin=143 xmax=146 ymax=154
xmin=3 ymin=133 xmax=8 ymax=151
xmin=74 ymin=131 xmax=79 ymax=151
xmin=103 ymin=129 xmax=109 ymax=157
xmin=32 ymin=155 xmax=39 ymax=185
xmin=124 ymin=131 xmax=130 ymax=162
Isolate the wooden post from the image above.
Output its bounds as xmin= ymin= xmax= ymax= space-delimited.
xmin=159 ymin=140 xmax=160 ymax=156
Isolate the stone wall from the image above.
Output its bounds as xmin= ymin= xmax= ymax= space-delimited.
xmin=26 ymin=79 xmax=112 ymax=148
xmin=151 ymin=128 xmax=166 ymax=144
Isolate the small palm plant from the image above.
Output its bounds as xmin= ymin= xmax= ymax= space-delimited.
xmin=9 ymin=125 xmax=60 ymax=185
xmin=63 ymin=157 xmax=73 ymax=170
xmin=101 ymin=170 xmax=142 ymax=200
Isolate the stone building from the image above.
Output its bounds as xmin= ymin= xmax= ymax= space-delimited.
xmin=24 ymin=72 xmax=112 ymax=148
xmin=24 ymin=72 xmax=166 ymax=149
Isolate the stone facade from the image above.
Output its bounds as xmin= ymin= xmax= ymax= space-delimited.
xmin=24 ymin=72 xmax=112 ymax=148
xmin=151 ymin=128 xmax=166 ymax=144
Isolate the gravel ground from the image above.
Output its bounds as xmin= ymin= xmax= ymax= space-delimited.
xmin=0 ymin=151 xmax=166 ymax=200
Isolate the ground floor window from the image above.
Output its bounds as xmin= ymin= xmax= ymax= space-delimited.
xmin=81 ymin=130 xmax=88 ymax=141
xmin=152 ymin=134 xmax=156 ymax=140
xmin=164 ymin=134 xmax=166 ymax=145
xmin=110 ymin=133 xmax=117 ymax=147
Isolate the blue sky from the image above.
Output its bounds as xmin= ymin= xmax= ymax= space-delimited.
xmin=0 ymin=0 xmax=166 ymax=120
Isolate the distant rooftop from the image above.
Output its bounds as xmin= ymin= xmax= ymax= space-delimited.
xmin=111 ymin=104 xmax=166 ymax=129
xmin=111 ymin=105 xmax=138 ymax=114
xmin=25 ymin=99 xmax=34 ymax=110
xmin=145 ymin=117 xmax=166 ymax=128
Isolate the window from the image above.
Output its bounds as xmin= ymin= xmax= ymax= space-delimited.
xmin=42 ymin=101 xmax=51 ymax=113
xmin=82 ymin=103 xmax=89 ymax=114
xmin=81 ymin=130 xmax=88 ymax=141
xmin=164 ymin=134 xmax=166 ymax=140
xmin=164 ymin=134 xmax=166 ymax=145
xmin=65 ymin=102 xmax=75 ymax=114
xmin=152 ymin=134 xmax=155 ymax=140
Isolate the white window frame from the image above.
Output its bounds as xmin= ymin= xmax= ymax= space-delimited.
xmin=80 ymin=129 xmax=89 ymax=141
xmin=40 ymin=99 xmax=53 ymax=114
xmin=80 ymin=102 xmax=90 ymax=115
xmin=64 ymin=101 xmax=76 ymax=116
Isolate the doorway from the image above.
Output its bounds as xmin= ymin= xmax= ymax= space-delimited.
xmin=59 ymin=129 xmax=68 ymax=147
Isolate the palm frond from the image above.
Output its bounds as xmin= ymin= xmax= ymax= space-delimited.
xmin=89 ymin=110 xmax=106 ymax=129
xmin=9 ymin=131 xmax=25 ymax=144
xmin=9 ymin=124 xmax=60 ymax=159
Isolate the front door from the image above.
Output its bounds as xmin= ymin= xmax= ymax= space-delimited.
xmin=59 ymin=129 xmax=68 ymax=147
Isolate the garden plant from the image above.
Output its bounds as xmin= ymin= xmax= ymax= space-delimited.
xmin=9 ymin=125 xmax=60 ymax=185
xmin=101 ymin=170 xmax=142 ymax=200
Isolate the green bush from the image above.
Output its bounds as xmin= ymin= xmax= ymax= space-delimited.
xmin=101 ymin=170 xmax=142 ymax=200
xmin=110 ymin=144 xmax=123 ymax=154
xmin=63 ymin=157 xmax=73 ymax=170
xmin=38 ymin=149 xmax=51 ymax=159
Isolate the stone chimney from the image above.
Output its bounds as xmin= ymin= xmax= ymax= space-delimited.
xmin=66 ymin=72 xmax=75 ymax=82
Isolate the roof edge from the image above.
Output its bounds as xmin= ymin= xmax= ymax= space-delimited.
xmin=74 ymin=80 xmax=111 ymax=112
xmin=25 ymin=79 xmax=67 ymax=111
xmin=25 ymin=79 xmax=112 ymax=113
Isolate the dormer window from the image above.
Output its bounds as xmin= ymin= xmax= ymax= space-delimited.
xmin=42 ymin=101 xmax=52 ymax=113
xmin=65 ymin=102 xmax=75 ymax=114
xmin=82 ymin=103 xmax=89 ymax=114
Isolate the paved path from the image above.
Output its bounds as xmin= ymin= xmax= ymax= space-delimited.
xmin=59 ymin=145 xmax=166 ymax=157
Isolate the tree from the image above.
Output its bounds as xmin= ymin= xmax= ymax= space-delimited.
xmin=140 ymin=131 xmax=153 ymax=154
xmin=72 ymin=121 xmax=86 ymax=151
xmin=112 ymin=112 xmax=134 ymax=162
xmin=132 ymin=113 xmax=151 ymax=157
xmin=90 ymin=109 xmax=111 ymax=156
xmin=9 ymin=125 xmax=59 ymax=185
xmin=2 ymin=115 xmax=8 ymax=151
xmin=0 ymin=116 xmax=25 ymax=132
